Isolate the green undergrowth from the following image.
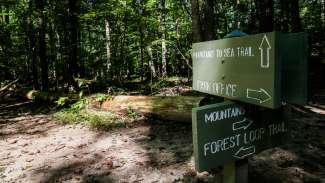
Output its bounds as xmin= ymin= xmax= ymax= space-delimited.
xmin=53 ymin=109 xmax=128 ymax=130
xmin=53 ymin=94 xmax=140 ymax=130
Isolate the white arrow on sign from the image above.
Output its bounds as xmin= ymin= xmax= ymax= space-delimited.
xmin=259 ymin=34 xmax=271 ymax=68
xmin=246 ymin=88 xmax=272 ymax=103
xmin=233 ymin=146 xmax=256 ymax=159
xmin=232 ymin=118 xmax=253 ymax=131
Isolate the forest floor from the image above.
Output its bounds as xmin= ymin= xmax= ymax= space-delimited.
xmin=0 ymin=91 xmax=325 ymax=183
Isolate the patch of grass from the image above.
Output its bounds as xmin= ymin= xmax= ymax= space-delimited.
xmin=126 ymin=106 xmax=140 ymax=120
xmin=53 ymin=109 xmax=128 ymax=131
xmin=0 ymin=166 xmax=5 ymax=173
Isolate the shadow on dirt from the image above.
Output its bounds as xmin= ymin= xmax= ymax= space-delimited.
xmin=135 ymin=119 xmax=193 ymax=168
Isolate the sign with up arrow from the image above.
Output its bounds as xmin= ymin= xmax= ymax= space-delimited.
xmin=192 ymin=32 xmax=281 ymax=109
xmin=192 ymin=101 xmax=287 ymax=172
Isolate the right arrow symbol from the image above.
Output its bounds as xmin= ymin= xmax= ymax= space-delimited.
xmin=259 ymin=35 xmax=271 ymax=68
xmin=246 ymin=88 xmax=272 ymax=103
xmin=233 ymin=118 xmax=253 ymax=131
xmin=233 ymin=146 xmax=256 ymax=159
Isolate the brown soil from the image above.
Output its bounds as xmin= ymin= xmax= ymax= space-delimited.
xmin=0 ymin=98 xmax=325 ymax=183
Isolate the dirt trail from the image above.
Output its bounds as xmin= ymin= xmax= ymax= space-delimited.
xmin=0 ymin=98 xmax=325 ymax=183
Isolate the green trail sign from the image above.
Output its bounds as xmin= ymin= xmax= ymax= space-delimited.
xmin=192 ymin=32 xmax=281 ymax=108
xmin=192 ymin=101 xmax=287 ymax=172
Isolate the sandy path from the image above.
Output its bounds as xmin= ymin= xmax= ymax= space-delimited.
xmin=0 ymin=99 xmax=215 ymax=183
xmin=1 ymin=99 xmax=325 ymax=183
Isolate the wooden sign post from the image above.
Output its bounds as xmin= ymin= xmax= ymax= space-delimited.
xmin=191 ymin=31 xmax=307 ymax=183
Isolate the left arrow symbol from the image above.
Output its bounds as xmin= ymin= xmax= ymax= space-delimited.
xmin=233 ymin=118 xmax=253 ymax=131
xmin=233 ymin=146 xmax=256 ymax=159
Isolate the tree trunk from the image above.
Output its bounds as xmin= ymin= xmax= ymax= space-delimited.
xmin=249 ymin=0 xmax=257 ymax=33
xmin=203 ymin=0 xmax=215 ymax=40
xmin=68 ymin=0 xmax=80 ymax=88
xmin=0 ymin=5 xmax=3 ymax=22
xmin=280 ymin=0 xmax=289 ymax=32
xmin=37 ymin=0 xmax=49 ymax=91
xmin=4 ymin=5 xmax=9 ymax=24
xmin=147 ymin=46 xmax=157 ymax=78
xmin=105 ymin=17 xmax=111 ymax=78
xmin=290 ymin=0 xmax=301 ymax=32
xmin=27 ymin=0 xmax=39 ymax=90
xmin=191 ymin=0 xmax=202 ymax=42
xmin=2 ymin=4 xmax=12 ymax=80
xmin=256 ymin=0 xmax=274 ymax=32
xmin=161 ymin=0 xmax=167 ymax=77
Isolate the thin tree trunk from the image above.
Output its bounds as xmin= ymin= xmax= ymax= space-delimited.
xmin=290 ymin=0 xmax=301 ymax=32
xmin=68 ymin=0 xmax=80 ymax=88
xmin=161 ymin=31 xmax=167 ymax=77
xmin=280 ymin=0 xmax=289 ymax=32
xmin=0 ymin=5 xmax=3 ymax=22
xmin=191 ymin=0 xmax=202 ymax=42
xmin=322 ymin=0 xmax=325 ymax=33
xmin=203 ymin=0 xmax=215 ymax=40
xmin=2 ymin=4 xmax=12 ymax=80
xmin=147 ymin=46 xmax=156 ymax=78
xmin=249 ymin=0 xmax=256 ymax=32
xmin=37 ymin=0 xmax=49 ymax=91
xmin=104 ymin=17 xmax=111 ymax=77
xmin=4 ymin=5 xmax=9 ymax=24
xmin=138 ymin=1 xmax=145 ymax=81
xmin=256 ymin=0 xmax=274 ymax=32
xmin=27 ymin=0 xmax=39 ymax=89
xmin=161 ymin=0 xmax=167 ymax=77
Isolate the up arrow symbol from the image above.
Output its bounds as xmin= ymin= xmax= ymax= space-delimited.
xmin=259 ymin=35 xmax=271 ymax=68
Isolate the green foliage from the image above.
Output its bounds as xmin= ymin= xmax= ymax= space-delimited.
xmin=55 ymin=97 xmax=69 ymax=106
xmin=95 ymin=93 xmax=110 ymax=104
xmin=1 ymin=0 xmax=324 ymax=90
xmin=70 ymin=99 xmax=87 ymax=111
xmin=53 ymin=109 xmax=127 ymax=130
xmin=126 ymin=106 xmax=140 ymax=120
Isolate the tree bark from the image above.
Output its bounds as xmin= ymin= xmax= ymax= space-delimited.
xmin=105 ymin=17 xmax=111 ymax=78
xmin=191 ymin=0 xmax=202 ymax=42
xmin=147 ymin=46 xmax=157 ymax=78
xmin=290 ymin=0 xmax=301 ymax=32
xmin=137 ymin=0 xmax=145 ymax=81
xmin=279 ymin=0 xmax=289 ymax=32
xmin=160 ymin=0 xmax=167 ymax=78
xmin=203 ymin=0 xmax=215 ymax=40
xmin=27 ymin=0 xmax=39 ymax=90
xmin=37 ymin=0 xmax=49 ymax=91
xmin=2 ymin=4 xmax=12 ymax=80
xmin=256 ymin=0 xmax=274 ymax=32
xmin=68 ymin=0 xmax=80 ymax=88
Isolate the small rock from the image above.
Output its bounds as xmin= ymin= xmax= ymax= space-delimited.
xmin=74 ymin=168 xmax=83 ymax=174
xmin=54 ymin=144 xmax=65 ymax=151
xmin=26 ymin=157 xmax=34 ymax=162
xmin=20 ymin=142 xmax=29 ymax=147
xmin=21 ymin=149 xmax=29 ymax=154
xmin=8 ymin=139 xmax=18 ymax=144
xmin=136 ymin=161 xmax=145 ymax=166
xmin=105 ymin=159 xmax=113 ymax=168
xmin=112 ymin=160 xmax=122 ymax=168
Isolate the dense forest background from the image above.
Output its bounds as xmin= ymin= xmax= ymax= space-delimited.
xmin=0 ymin=0 xmax=324 ymax=93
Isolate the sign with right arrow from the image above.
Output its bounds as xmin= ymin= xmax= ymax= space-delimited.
xmin=192 ymin=101 xmax=287 ymax=172
xmin=192 ymin=32 xmax=281 ymax=109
